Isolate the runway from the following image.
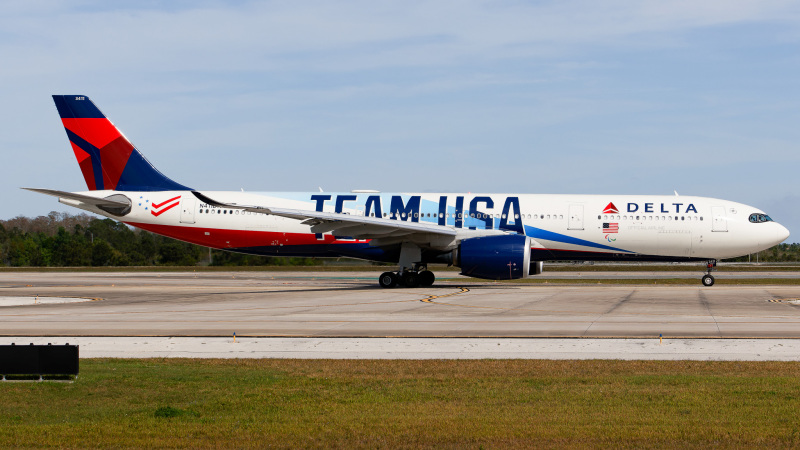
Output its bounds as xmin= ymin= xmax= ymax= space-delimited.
xmin=1 ymin=271 xmax=799 ymax=338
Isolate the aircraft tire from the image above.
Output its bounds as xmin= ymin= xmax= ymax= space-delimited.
xmin=702 ymin=274 xmax=715 ymax=287
xmin=419 ymin=270 xmax=435 ymax=287
xmin=402 ymin=272 xmax=420 ymax=288
xmin=379 ymin=272 xmax=398 ymax=288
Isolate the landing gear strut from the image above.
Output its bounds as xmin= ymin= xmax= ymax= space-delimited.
xmin=701 ymin=260 xmax=716 ymax=287
xmin=378 ymin=264 xmax=436 ymax=288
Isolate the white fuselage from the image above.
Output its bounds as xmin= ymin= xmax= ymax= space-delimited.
xmin=63 ymin=191 xmax=790 ymax=261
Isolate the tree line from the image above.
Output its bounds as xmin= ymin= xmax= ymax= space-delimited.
xmin=0 ymin=212 xmax=315 ymax=267
xmin=0 ymin=212 xmax=797 ymax=267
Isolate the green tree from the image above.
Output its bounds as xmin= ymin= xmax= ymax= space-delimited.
xmin=91 ymin=239 xmax=115 ymax=266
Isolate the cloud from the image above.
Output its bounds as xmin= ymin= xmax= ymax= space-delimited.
xmin=3 ymin=0 xmax=800 ymax=78
xmin=1 ymin=0 xmax=799 ymax=241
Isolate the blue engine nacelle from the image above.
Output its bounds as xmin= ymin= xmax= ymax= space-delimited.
xmin=457 ymin=234 xmax=533 ymax=280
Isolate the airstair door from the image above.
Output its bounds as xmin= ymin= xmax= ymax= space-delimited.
xmin=180 ymin=195 xmax=196 ymax=224
xmin=711 ymin=206 xmax=727 ymax=232
xmin=568 ymin=204 xmax=584 ymax=230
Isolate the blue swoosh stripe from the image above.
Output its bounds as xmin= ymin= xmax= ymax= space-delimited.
xmin=524 ymin=225 xmax=633 ymax=253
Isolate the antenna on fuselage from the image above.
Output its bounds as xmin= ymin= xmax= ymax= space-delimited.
xmin=674 ymin=190 xmax=679 ymax=196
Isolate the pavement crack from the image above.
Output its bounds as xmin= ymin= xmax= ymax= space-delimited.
xmin=603 ymin=290 xmax=637 ymax=315
xmin=583 ymin=290 xmax=638 ymax=336
xmin=698 ymin=290 xmax=721 ymax=336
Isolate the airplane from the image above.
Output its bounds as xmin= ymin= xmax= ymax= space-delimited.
xmin=26 ymin=95 xmax=790 ymax=288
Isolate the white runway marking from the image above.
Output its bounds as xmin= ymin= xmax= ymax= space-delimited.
xmin=3 ymin=337 xmax=800 ymax=361
xmin=0 ymin=297 xmax=95 ymax=306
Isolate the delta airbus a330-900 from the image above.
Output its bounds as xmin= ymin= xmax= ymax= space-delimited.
xmin=26 ymin=95 xmax=790 ymax=287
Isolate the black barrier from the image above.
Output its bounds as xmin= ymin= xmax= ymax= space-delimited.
xmin=0 ymin=344 xmax=79 ymax=379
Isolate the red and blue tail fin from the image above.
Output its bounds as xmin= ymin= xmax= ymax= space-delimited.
xmin=52 ymin=95 xmax=191 ymax=192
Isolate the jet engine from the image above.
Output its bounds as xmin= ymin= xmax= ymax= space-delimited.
xmin=455 ymin=234 xmax=541 ymax=280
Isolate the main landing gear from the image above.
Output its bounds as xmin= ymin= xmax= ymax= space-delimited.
xmin=701 ymin=260 xmax=717 ymax=287
xmin=379 ymin=242 xmax=436 ymax=288
xmin=379 ymin=265 xmax=436 ymax=288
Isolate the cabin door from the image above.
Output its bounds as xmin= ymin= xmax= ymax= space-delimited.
xmin=180 ymin=195 xmax=196 ymax=224
xmin=568 ymin=204 xmax=584 ymax=230
xmin=711 ymin=206 xmax=727 ymax=232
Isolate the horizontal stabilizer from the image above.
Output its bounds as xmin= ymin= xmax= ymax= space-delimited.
xmin=23 ymin=188 xmax=130 ymax=208
xmin=23 ymin=187 xmax=133 ymax=216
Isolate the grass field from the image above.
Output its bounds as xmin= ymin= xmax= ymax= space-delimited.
xmin=2 ymin=359 xmax=800 ymax=448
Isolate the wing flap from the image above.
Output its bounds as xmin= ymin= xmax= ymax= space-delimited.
xmin=192 ymin=191 xmax=457 ymax=240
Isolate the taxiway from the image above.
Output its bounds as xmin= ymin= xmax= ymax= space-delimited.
xmin=1 ymin=271 xmax=799 ymax=338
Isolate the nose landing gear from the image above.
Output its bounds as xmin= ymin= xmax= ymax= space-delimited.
xmin=701 ymin=260 xmax=716 ymax=286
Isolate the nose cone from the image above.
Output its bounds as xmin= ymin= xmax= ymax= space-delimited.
xmin=776 ymin=223 xmax=790 ymax=243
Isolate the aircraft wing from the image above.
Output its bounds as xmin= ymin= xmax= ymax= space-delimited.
xmin=22 ymin=188 xmax=131 ymax=208
xmin=192 ymin=191 xmax=457 ymax=240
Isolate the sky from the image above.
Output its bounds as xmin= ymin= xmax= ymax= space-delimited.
xmin=1 ymin=0 xmax=798 ymax=242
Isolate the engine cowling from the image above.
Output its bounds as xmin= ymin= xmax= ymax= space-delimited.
xmin=456 ymin=234 xmax=532 ymax=280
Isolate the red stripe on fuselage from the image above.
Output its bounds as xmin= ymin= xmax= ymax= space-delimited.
xmin=126 ymin=222 xmax=345 ymax=250
xmin=128 ymin=222 xmax=609 ymax=254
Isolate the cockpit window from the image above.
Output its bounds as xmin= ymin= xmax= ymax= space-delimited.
xmin=749 ymin=213 xmax=773 ymax=223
